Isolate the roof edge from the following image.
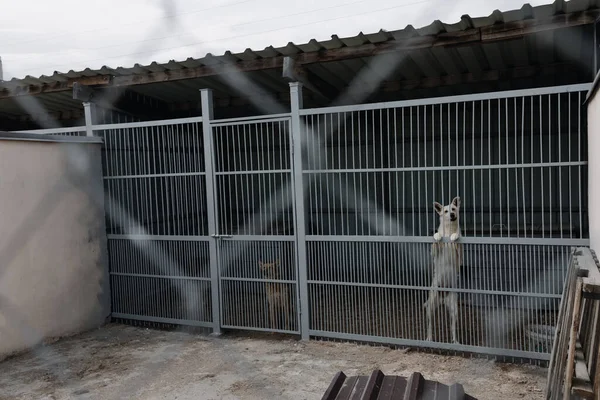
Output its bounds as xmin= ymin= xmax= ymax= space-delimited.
xmin=1 ymin=0 xmax=599 ymax=98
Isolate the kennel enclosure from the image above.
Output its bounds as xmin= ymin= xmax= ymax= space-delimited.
xmin=30 ymin=82 xmax=590 ymax=362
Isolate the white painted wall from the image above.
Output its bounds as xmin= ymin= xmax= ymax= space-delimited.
xmin=587 ymin=79 xmax=600 ymax=251
xmin=0 ymin=137 xmax=110 ymax=360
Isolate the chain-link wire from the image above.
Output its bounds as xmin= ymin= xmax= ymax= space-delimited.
xmin=0 ymin=1 xmax=452 ymax=397
xmin=0 ymin=0 xmax=580 ymax=396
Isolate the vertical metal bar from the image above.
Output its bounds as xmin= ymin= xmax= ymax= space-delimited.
xmin=578 ymin=91 xmax=582 ymax=239
xmin=549 ymin=95 xmax=553 ymax=238
xmin=463 ymin=102 xmax=466 ymax=236
xmin=540 ymin=95 xmax=545 ymax=237
xmin=498 ymin=100 xmax=503 ymax=238
xmin=417 ymin=106 xmax=421 ymax=236
xmin=200 ymin=88 xmax=221 ymax=335
xmin=488 ymin=100 xmax=492 ymax=236
xmin=473 ymin=102 xmax=476 ymax=237
xmin=531 ymin=96 xmax=535 ymax=238
xmin=568 ymin=93 xmax=573 ymax=239
xmin=290 ymin=82 xmax=310 ymax=340
xmin=558 ymin=94 xmax=563 ymax=239
xmin=594 ymin=19 xmax=599 ymax=76
xmin=424 ymin=105 xmax=429 ymax=236
xmin=518 ymin=97 xmax=523 ymax=238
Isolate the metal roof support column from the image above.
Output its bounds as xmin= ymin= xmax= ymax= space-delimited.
xmin=290 ymin=81 xmax=310 ymax=340
xmin=200 ymin=88 xmax=222 ymax=336
xmin=83 ymin=102 xmax=95 ymax=136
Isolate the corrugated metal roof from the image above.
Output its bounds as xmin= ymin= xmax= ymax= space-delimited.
xmin=0 ymin=0 xmax=598 ymax=127
xmin=321 ymin=370 xmax=477 ymax=400
xmin=0 ymin=0 xmax=597 ymax=90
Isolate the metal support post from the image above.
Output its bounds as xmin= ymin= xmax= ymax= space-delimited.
xmin=290 ymin=82 xmax=310 ymax=340
xmin=83 ymin=101 xmax=95 ymax=136
xmin=200 ymin=88 xmax=222 ymax=336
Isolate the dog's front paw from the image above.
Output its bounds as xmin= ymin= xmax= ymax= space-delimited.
xmin=450 ymin=233 xmax=459 ymax=242
xmin=433 ymin=232 xmax=442 ymax=242
xmin=425 ymin=335 xmax=432 ymax=342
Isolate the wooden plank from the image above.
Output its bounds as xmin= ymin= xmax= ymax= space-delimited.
xmin=547 ymin=250 xmax=579 ymax=398
xmin=595 ymin=324 xmax=600 ymax=399
xmin=574 ymin=343 xmax=592 ymax=384
xmin=575 ymin=249 xmax=600 ymax=294
xmin=571 ymin=380 xmax=595 ymax=400
xmin=564 ymin=279 xmax=584 ymax=400
xmin=547 ymin=248 xmax=600 ymax=400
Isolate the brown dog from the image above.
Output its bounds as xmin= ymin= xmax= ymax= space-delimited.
xmin=259 ymin=259 xmax=291 ymax=331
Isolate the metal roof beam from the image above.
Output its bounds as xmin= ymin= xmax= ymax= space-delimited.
xmin=282 ymin=56 xmax=337 ymax=102
xmin=366 ymin=61 xmax=577 ymax=92
xmin=73 ymin=83 xmax=172 ymax=120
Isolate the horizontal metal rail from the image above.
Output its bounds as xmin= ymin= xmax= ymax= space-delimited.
xmin=220 ymin=324 xmax=299 ymax=335
xmin=303 ymin=161 xmax=588 ymax=174
xmin=214 ymin=169 xmax=292 ymax=176
xmin=214 ymin=235 xmax=296 ymax=242
xmin=112 ymin=313 xmax=213 ymax=328
xmin=306 ymin=235 xmax=589 ymax=246
xmin=308 ymin=330 xmax=551 ymax=361
xmin=16 ymin=126 xmax=86 ymax=135
xmin=92 ymin=116 xmax=203 ymax=131
xmin=104 ymin=171 xmax=206 ymax=180
xmin=300 ymin=83 xmax=592 ymax=116
xmin=220 ymin=276 xmax=297 ymax=284
xmin=211 ymin=115 xmax=291 ymax=127
xmin=107 ymin=234 xmax=211 ymax=241
xmin=210 ymin=113 xmax=291 ymax=125
xmin=110 ymin=272 xmax=211 ymax=281
xmin=307 ymin=280 xmax=562 ymax=298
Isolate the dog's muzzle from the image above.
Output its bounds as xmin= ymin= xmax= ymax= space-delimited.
xmin=450 ymin=213 xmax=457 ymax=221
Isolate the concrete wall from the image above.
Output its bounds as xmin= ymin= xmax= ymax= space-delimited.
xmin=0 ymin=135 xmax=110 ymax=360
xmin=588 ymin=75 xmax=600 ymax=251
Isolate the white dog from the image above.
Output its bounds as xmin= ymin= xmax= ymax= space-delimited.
xmin=423 ymin=196 xmax=463 ymax=344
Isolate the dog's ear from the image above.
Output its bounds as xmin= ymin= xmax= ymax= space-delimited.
xmin=452 ymin=196 xmax=461 ymax=208
xmin=433 ymin=202 xmax=443 ymax=215
xmin=258 ymin=260 xmax=264 ymax=268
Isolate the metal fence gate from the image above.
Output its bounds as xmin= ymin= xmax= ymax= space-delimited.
xmin=210 ymin=117 xmax=300 ymax=334
xmin=298 ymin=84 xmax=590 ymax=360
xmin=96 ymin=117 xmax=216 ymax=329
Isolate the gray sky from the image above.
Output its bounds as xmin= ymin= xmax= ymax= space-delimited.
xmin=1 ymin=0 xmax=550 ymax=80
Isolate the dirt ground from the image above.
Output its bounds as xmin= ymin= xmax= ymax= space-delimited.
xmin=0 ymin=323 xmax=546 ymax=400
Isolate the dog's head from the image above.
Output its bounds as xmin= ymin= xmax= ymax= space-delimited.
xmin=433 ymin=196 xmax=461 ymax=223
xmin=259 ymin=259 xmax=280 ymax=279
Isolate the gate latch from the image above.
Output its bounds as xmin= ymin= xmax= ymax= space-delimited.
xmin=211 ymin=234 xmax=233 ymax=239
